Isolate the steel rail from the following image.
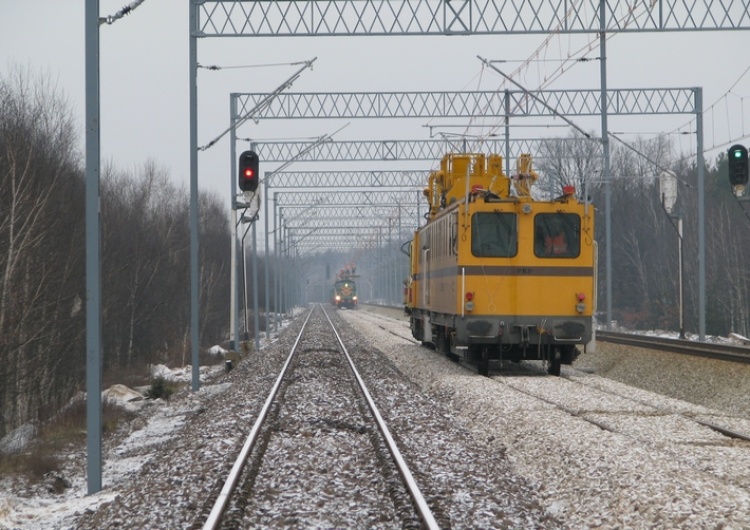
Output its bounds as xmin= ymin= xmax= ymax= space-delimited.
xmin=201 ymin=309 xmax=315 ymax=530
xmin=597 ymin=331 xmax=750 ymax=365
xmin=202 ymin=305 xmax=439 ymax=529
xmin=356 ymin=307 xmax=750 ymax=443
xmin=320 ymin=306 xmax=441 ymax=530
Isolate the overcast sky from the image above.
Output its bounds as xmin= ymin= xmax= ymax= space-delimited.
xmin=3 ymin=1 xmax=749 ymax=208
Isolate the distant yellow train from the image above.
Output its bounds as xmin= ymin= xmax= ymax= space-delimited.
xmin=404 ymin=152 xmax=596 ymax=375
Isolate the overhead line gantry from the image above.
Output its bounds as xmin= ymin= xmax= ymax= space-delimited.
xmin=196 ymin=1 xmax=750 ymax=36
xmin=184 ymin=0 xmax=750 ymax=418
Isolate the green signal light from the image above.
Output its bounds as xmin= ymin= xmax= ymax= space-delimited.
xmin=733 ymin=150 xmax=743 ymax=158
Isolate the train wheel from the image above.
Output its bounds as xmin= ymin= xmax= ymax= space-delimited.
xmin=547 ymin=350 xmax=562 ymax=376
xmin=478 ymin=359 xmax=490 ymax=376
xmin=561 ymin=345 xmax=578 ymax=364
xmin=478 ymin=349 xmax=490 ymax=376
xmin=435 ymin=328 xmax=451 ymax=356
xmin=410 ymin=317 xmax=422 ymax=342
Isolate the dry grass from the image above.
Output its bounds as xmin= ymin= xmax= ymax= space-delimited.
xmin=1 ymin=351 xmax=224 ymax=483
xmin=0 ymin=450 xmax=61 ymax=481
xmin=0 ymin=398 xmax=137 ymax=482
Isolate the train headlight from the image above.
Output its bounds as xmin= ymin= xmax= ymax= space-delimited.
xmin=352 ymin=296 xmax=357 ymax=300
xmin=335 ymin=295 xmax=341 ymax=301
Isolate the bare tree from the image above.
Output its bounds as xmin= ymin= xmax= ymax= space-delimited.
xmin=536 ymin=131 xmax=602 ymax=198
xmin=0 ymin=67 xmax=85 ymax=437
xmin=0 ymin=67 xmax=232 ymax=439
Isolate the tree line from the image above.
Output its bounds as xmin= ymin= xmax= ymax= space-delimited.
xmin=0 ymin=69 xmax=232 ymax=440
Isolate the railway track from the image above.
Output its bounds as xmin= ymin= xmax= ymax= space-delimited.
xmin=195 ymin=304 xmax=440 ymax=530
xmin=341 ymin=306 xmax=750 ymax=527
xmin=346 ymin=308 xmax=750 ymax=493
xmin=597 ymin=330 xmax=750 ymax=364
xmin=362 ymin=304 xmax=750 ymax=365
xmin=365 ymin=309 xmax=750 ymax=444
xmin=354 ymin=307 xmax=750 ymax=441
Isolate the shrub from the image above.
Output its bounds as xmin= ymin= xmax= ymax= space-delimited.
xmin=0 ymin=451 xmax=61 ymax=481
xmin=145 ymin=377 xmax=174 ymax=400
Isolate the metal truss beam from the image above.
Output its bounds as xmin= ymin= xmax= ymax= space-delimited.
xmin=287 ymin=228 xmax=390 ymax=243
xmin=289 ymin=224 xmax=414 ymax=235
xmin=236 ymin=89 xmax=697 ymax=120
xmin=272 ymin=189 xmax=423 ymax=206
xmin=267 ymin=170 xmax=429 ymax=188
xmin=281 ymin=205 xmax=420 ymax=217
xmin=196 ymin=1 xmax=750 ymax=37
xmin=291 ymin=242 xmax=380 ymax=254
xmin=285 ymin=217 xmax=419 ymax=229
xmin=287 ymin=234 xmax=405 ymax=252
xmin=282 ymin=208 xmax=420 ymax=222
xmin=278 ymin=196 xmax=423 ymax=253
xmin=252 ymin=138 xmax=598 ymax=163
xmin=280 ymin=207 xmax=425 ymax=232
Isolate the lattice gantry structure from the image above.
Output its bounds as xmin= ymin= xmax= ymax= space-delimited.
xmin=196 ymin=0 xmax=750 ymax=36
xmin=236 ymin=88 xmax=699 ymax=120
xmin=195 ymin=0 xmax=749 ymax=364
xmin=247 ymin=86 xmax=702 ymax=253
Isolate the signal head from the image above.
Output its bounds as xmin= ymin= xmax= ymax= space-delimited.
xmin=727 ymin=144 xmax=749 ymax=187
xmin=239 ymin=150 xmax=260 ymax=192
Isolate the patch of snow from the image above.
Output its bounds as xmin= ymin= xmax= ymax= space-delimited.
xmin=207 ymin=344 xmax=227 ymax=356
xmin=103 ymin=384 xmax=144 ymax=404
xmin=0 ymin=361 xmax=229 ymax=530
xmin=0 ymin=424 xmax=37 ymax=455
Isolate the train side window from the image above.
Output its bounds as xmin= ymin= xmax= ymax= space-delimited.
xmin=471 ymin=212 xmax=517 ymax=257
xmin=534 ymin=213 xmax=580 ymax=258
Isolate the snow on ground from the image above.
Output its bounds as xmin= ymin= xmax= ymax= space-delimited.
xmin=0 ymin=318 xmax=298 ymax=530
xmin=0 ymin=353 xmax=228 ymax=530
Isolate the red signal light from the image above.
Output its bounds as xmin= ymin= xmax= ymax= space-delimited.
xmin=238 ymin=150 xmax=259 ymax=192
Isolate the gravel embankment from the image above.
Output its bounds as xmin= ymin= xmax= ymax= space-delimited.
xmin=6 ymin=304 xmax=750 ymax=529
xmin=70 ymin=307 xmax=561 ymax=529
xmin=344 ymin=306 xmax=750 ymax=529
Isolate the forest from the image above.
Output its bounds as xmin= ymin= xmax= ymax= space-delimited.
xmin=0 ymin=70 xmax=233 ymax=440
xmin=1 ymin=69 xmax=749 ymax=441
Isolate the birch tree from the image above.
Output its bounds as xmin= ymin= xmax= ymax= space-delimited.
xmin=0 ymin=67 xmax=84 ymax=437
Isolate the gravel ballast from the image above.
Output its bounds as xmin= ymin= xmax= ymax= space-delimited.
xmin=3 ymin=304 xmax=750 ymax=529
xmin=342 ymin=306 xmax=750 ymax=529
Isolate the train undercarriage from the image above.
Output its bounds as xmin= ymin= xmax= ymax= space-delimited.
xmin=410 ymin=310 xmax=587 ymax=376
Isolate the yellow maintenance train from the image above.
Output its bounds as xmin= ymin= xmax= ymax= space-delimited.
xmin=404 ymin=152 xmax=596 ymax=375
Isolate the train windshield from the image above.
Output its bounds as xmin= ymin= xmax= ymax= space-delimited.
xmin=534 ymin=213 xmax=581 ymax=258
xmin=335 ymin=281 xmax=355 ymax=292
xmin=471 ymin=212 xmax=518 ymax=257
